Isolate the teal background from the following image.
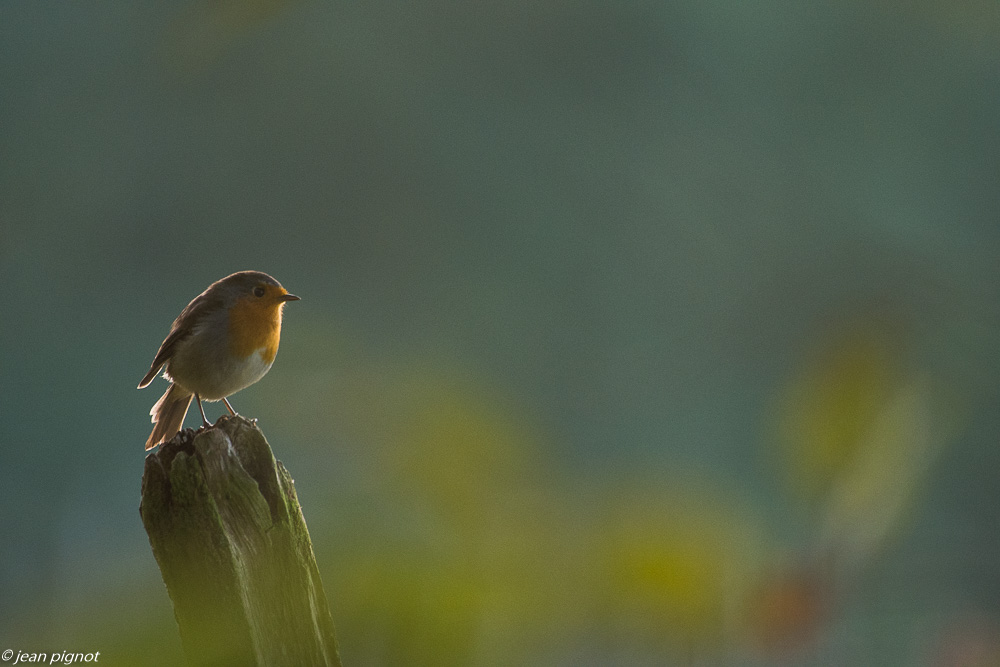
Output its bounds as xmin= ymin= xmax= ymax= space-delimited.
xmin=2 ymin=2 xmax=999 ymax=665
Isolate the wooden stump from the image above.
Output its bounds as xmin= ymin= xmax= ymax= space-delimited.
xmin=140 ymin=416 xmax=341 ymax=667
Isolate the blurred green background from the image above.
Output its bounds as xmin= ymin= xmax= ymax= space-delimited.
xmin=2 ymin=2 xmax=999 ymax=665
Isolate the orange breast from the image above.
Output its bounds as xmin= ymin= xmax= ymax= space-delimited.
xmin=227 ymin=298 xmax=283 ymax=363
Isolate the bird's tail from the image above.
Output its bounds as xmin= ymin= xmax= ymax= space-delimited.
xmin=145 ymin=383 xmax=193 ymax=451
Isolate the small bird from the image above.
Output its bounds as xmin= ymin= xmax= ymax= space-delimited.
xmin=138 ymin=271 xmax=300 ymax=451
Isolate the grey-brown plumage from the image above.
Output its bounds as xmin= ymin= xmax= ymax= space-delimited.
xmin=138 ymin=271 xmax=298 ymax=451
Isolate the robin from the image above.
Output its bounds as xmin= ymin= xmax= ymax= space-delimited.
xmin=138 ymin=270 xmax=300 ymax=451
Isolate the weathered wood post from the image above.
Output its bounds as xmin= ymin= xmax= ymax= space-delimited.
xmin=140 ymin=416 xmax=341 ymax=667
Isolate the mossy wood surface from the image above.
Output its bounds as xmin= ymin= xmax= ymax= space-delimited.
xmin=140 ymin=416 xmax=341 ymax=667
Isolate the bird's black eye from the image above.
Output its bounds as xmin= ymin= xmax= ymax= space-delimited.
xmin=253 ymin=286 xmax=266 ymax=298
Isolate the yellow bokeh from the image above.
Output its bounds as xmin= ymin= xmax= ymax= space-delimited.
xmin=777 ymin=321 xmax=901 ymax=502
xmin=596 ymin=480 xmax=766 ymax=654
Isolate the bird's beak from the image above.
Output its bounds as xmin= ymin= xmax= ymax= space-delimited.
xmin=280 ymin=293 xmax=301 ymax=302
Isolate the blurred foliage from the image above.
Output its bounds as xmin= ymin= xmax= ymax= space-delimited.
xmin=595 ymin=482 xmax=766 ymax=657
xmin=777 ymin=319 xmax=903 ymax=504
xmin=269 ymin=326 xmax=950 ymax=664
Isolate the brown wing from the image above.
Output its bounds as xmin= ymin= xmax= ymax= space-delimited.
xmin=137 ymin=286 xmax=224 ymax=388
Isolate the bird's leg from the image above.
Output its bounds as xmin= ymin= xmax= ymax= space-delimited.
xmin=195 ymin=393 xmax=212 ymax=428
xmin=222 ymin=397 xmax=238 ymax=416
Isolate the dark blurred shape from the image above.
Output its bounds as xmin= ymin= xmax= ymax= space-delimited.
xmin=163 ymin=0 xmax=298 ymax=72
xmin=744 ymin=563 xmax=831 ymax=658
xmin=930 ymin=613 xmax=1000 ymax=667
